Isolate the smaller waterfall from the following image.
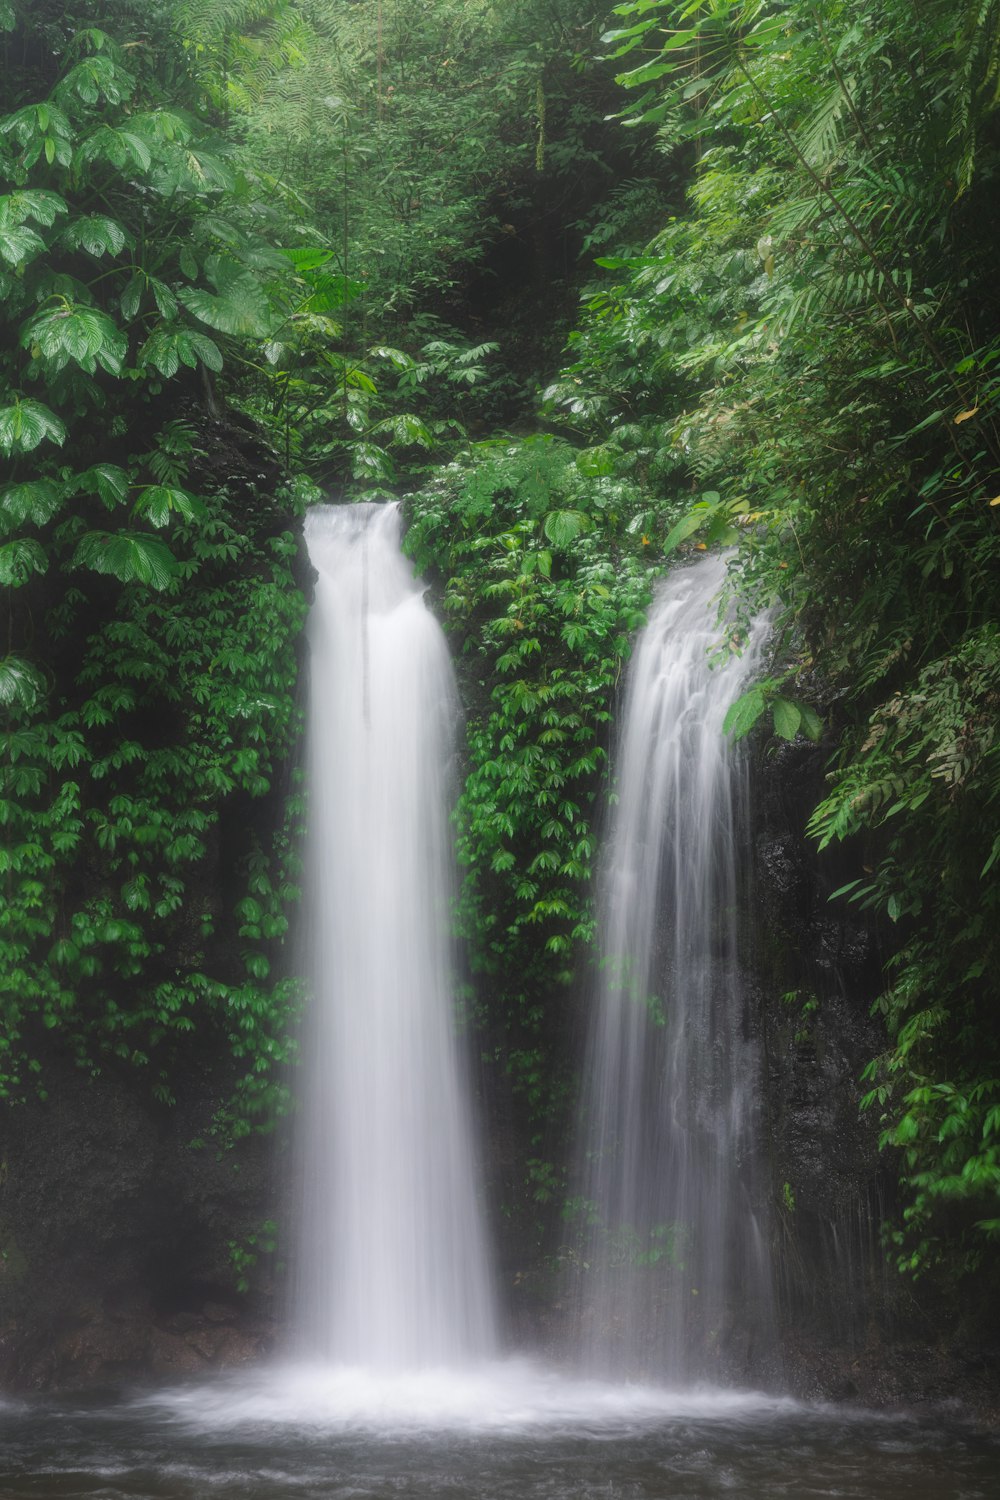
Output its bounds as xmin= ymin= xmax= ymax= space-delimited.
xmin=293 ymin=502 xmax=496 ymax=1370
xmin=574 ymin=555 xmax=773 ymax=1381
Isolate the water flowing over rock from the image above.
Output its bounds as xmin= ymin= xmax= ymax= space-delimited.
xmin=573 ymin=555 xmax=775 ymax=1381
xmin=292 ymin=502 xmax=496 ymax=1369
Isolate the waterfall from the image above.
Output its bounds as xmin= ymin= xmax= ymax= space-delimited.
xmin=574 ymin=554 xmax=774 ymax=1381
xmin=293 ymin=502 xmax=496 ymax=1370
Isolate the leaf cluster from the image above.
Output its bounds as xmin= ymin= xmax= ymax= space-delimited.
xmin=0 ymin=4 xmax=315 ymax=1134
xmin=405 ymin=434 xmax=654 ymax=1142
xmin=539 ymin=0 xmax=1000 ymax=1270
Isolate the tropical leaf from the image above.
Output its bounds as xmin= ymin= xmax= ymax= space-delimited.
xmin=798 ymin=703 xmax=824 ymax=742
xmin=0 ymin=479 xmax=63 ymax=527
xmin=0 ymin=655 xmax=44 ymax=711
xmin=0 ymin=537 xmax=47 ymax=586
xmin=0 ymin=398 xmax=66 ymax=454
xmin=133 ymin=485 xmax=204 ymax=527
xmin=71 ymin=531 xmax=178 ymax=589
xmin=543 ymin=509 xmax=591 ymax=547
xmin=58 ymin=214 xmax=130 ymax=258
xmin=368 ymin=413 xmax=434 ymax=448
xmin=129 ymin=109 xmax=194 ymax=146
xmin=21 ymin=305 xmax=126 ymax=375
xmin=351 ymin=442 xmax=395 ymax=481
xmin=722 ymin=685 xmax=767 ymax=740
xmin=77 ymin=125 xmax=153 ymax=173
xmin=0 ymin=188 xmax=67 ymax=227
xmin=54 ymin=54 xmax=132 ymax=108
xmin=149 ymin=277 xmax=179 ymax=319
xmin=139 ymin=326 xmax=224 ymax=376
xmin=663 ymin=495 xmax=721 ymax=554
xmin=0 ymin=102 xmax=72 ymax=148
xmin=0 ymin=221 xmax=45 ymax=267
xmin=178 ymin=257 xmax=273 ymax=337
xmin=771 ymin=696 xmax=803 ymax=740
xmin=73 ymin=464 xmax=131 ymax=508
xmin=120 ymin=274 xmax=143 ymax=321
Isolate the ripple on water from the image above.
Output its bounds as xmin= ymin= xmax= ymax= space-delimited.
xmin=3 ymin=1365 xmax=1000 ymax=1500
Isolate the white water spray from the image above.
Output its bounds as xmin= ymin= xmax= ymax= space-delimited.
xmin=292 ymin=502 xmax=496 ymax=1369
xmin=136 ymin=539 xmax=786 ymax=1432
xmin=574 ymin=555 xmax=774 ymax=1380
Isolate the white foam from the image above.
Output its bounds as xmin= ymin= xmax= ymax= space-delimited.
xmin=133 ymin=1357 xmax=798 ymax=1436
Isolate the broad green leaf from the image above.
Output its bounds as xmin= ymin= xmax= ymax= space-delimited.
xmin=0 ymin=654 xmax=45 ymax=710
xmin=544 ymin=509 xmax=590 ymax=547
xmin=72 ymin=530 xmax=178 ymax=589
xmin=0 ymin=479 xmax=63 ymax=527
xmin=58 ymin=214 xmax=129 ymax=257
xmin=55 ymin=54 xmax=131 ymax=108
xmin=0 ymin=398 xmax=66 ymax=454
xmin=369 ymin=413 xmax=434 ymax=447
xmin=771 ymin=697 xmax=802 ymax=740
xmin=178 ymin=266 xmax=273 ymax=337
xmin=139 ymin=327 xmax=223 ymax=377
xmin=134 ymin=485 xmax=203 ymax=527
xmin=78 ymin=125 xmax=152 ymax=173
xmin=281 ymin=246 xmax=336 ymax=272
xmin=798 ymin=704 xmax=824 ymax=741
xmin=0 ymin=102 xmax=72 ymax=147
xmin=368 ymin=343 xmax=410 ymax=369
xmin=120 ymin=273 xmax=143 ymax=321
xmin=74 ymin=464 xmax=131 ymax=508
xmin=22 ymin=305 xmax=126 ymax=375
xmin=663 ymin=505 xmax=713 ymax=554
xmin=139 ymin=329 xmax=181 ymax=378
xmin=575 ymin=445 xmax=618 ymax=477
xmin=149 ymin=277 xmax=178 ymax=318
xmin=351 ymin=442 xmax=395 ymax=481
xmin=186 ymin=331 xmax=223 ymax=371
xmin=0 ymin=538 xmax=47 ymax=585
xmin=0 ymin=188 xmax=66 ymax=227
xmin=310 ymin=277 xmax=361 ymax=315
xmin=722 ymin=686 xmax=767 ymax=740
xmin=130 ymin=109 xmax=192 ymax=145
xmin=0 ymin=222 xmax=45 ymax=267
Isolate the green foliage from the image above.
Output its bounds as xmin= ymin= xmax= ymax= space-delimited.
xmin=540 ymin=0 xmax=1000 ymax=1272
xmin=0 ymin=5 xmax=312 ymax=1134
xmin=203 ymin=0 xmax=661 ymax=467
xmin=228 ymin=1216 xmax=280 ymax=1295
xmin=406 ymin=434 xmax=654 ymax=1140
xmin=0 ymin=495 xmax=309 ymax=1127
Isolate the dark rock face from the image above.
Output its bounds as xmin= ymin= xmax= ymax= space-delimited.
xmin=0 ymin=1055 xmax=282 ymax=1389
xmin=750 ymin=739 xmax=1000 ymax=1418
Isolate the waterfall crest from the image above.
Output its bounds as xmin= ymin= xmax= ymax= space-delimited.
xmin=574 ymin=555 xmax=774 ymax=1380
xmin=293 ymin=502 xmax=496 ymax=1370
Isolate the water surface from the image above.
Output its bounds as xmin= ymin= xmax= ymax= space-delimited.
xmin=2 ymin=1365 xmax=997 ymax=1499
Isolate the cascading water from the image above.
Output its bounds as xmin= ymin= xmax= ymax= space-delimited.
xmin=574 ymin=554 xmax=774 ymax=1381
xmin=292 ymin=501 xmax=496 ymax=1369
xmin=28 ymin=539 xmax=1000 ymax=1489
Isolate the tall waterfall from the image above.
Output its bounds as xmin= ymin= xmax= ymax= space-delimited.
xmin=293 ymin=502 xmax=496 ymax=1369
xmin=575 ymin=555 xmax=774 ymax=1381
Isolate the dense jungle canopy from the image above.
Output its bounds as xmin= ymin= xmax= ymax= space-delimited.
xmin=2 ymin=0 xmax=999 ymax=1296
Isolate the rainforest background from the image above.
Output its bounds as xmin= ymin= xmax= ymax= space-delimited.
xmin=1 ymin=0 xmax=999 ymax=1397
